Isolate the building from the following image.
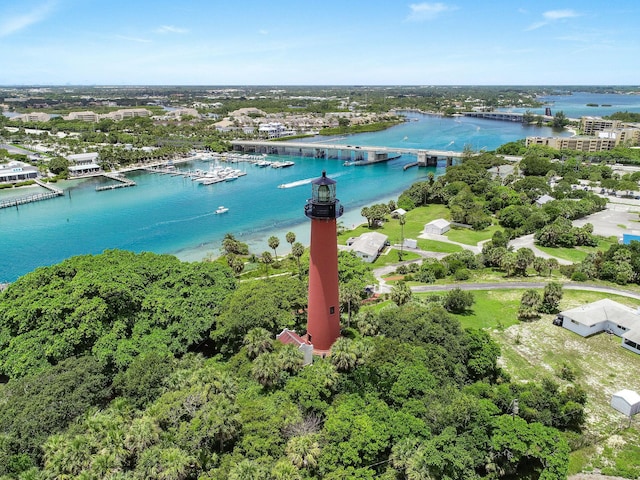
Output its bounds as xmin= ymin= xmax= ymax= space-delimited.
xmin=276 ymin=329 xmax=313 ymax=365
xmin=305 ymin=171 xmax=344 ymax=352
xmin=423 ymin=218 xmax=451 ymax=235
xmin=104 ymin=108 xmax=151 ymax=121
xmin=13 ymin=112 xmax=51 ymax=122
xmin=67 ymin=111 xmax=99 ymax=122
xmin=526 ymin=136 xmax=618 ymax=152
xmin=581 ymin=117 xmax=621 ymax=135
xmin=556 ymin=299 xmax=640 ymax=355
xmin=611 ymin=390 xmax=640 ymax=417
xmin=0 ymin=161 xmax=38 ymax=183
xmin=535 ymin=194 xmax=555 ymax=207
xmin=346 ymin=232 xmax=388 ymax=263
xmin=66 ymin=152 xmax=100 ymax=176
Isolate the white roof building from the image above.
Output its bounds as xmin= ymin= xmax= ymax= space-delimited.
xmin=346 ymin=232 xmax=388 ymax=263
xmin=557 ymin=298 xmax=640 ymax=355
xmin=423 ymin=218 xmax=451 ymax=235
xmin=611 ymin=389 xmax=640 ymax=417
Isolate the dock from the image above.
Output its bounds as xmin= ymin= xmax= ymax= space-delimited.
xmin=96 ymin=173 xmax=136 ymax=191
xmin=0 ymin=179 xmax=64 ymax=210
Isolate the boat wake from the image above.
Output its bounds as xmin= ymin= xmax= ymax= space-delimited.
xmin=278 ymin=171 xmax=346 ymax=189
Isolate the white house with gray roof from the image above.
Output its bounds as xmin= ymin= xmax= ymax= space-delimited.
xmin=557 ymin=298 xmax=640 ymax=355
xmin=346 ymin=232 xmax=388 ymax=263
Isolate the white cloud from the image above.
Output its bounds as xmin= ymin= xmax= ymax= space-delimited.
xmin=0 ymin=1 xmax=56 ymax=37
xmin=115 ymin=35 xmax=152 ymax=44
xmin=406 ymin=2 xmax=457 ymax=22
xmin=543 ymin=9 xmax=579 ymax=21
xmin=259 ymin=29 xmax=269 ymax=35
xmin=155 ymin=25 xmax=189 ymax=34
xmin=526 ymin=9 xmax=580 ymax=31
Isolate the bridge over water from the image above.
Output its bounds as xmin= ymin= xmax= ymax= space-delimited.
xmin=231 ymin=140 xmax=464 ymax=167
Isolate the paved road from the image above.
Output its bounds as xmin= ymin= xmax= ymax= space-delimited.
xmin=410 ymin=281 xmax=640 ymax=300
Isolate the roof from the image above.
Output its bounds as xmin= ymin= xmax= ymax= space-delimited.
xmin=68 ymin=163 xmax=100 ymax=171
xmin=623 ymin=328 xmax=640 ymax=344
xmin=536 ymin=194 xmax=555 ymax=205
xmin=392 ymin=208 xmax=407 ymax=216
xmin=66 ymin=152 xmax=99 ymax=163
xmin=349 ymin=232 xmax=388 ymax=257
xmin=612 ymin=389 xmax=640 ymax=406
xmin=560 ymin=298 xmax=639 ymax=328
xmin=425 ymin=218 xmax=450 ymax=229
xmin=276 ymin=328 xmax=308 ymax=347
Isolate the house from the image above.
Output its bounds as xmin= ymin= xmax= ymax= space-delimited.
xmin=346 ymin=232 xmax=388 ymax=263
xmin=276 ymin=329 xmax=313 ymax=365
xmin=611 ymin=390 xmax=640 ymax=417
xmin=423 ymin=218 xmax=450 ymax=235
xmin=556 ymin=298 xmax=640 ymax=355
xmin=391 ymin=208 xmax=407 ymax=218
xmin=535 ymin=194 xmax=555 ymax=207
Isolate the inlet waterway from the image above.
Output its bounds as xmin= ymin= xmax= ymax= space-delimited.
xmin=0 ymin=107 xmax=614 ymax=282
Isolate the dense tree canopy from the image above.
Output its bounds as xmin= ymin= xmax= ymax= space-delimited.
xmin=0 ymin=250 xmax=236 ymax=378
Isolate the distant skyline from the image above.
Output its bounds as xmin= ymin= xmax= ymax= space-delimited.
xmin=1 ymin=0 xmax=639 ymax=86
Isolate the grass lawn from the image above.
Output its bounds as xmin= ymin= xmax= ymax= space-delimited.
xmin=486 ymin=288 xmax=640 ymax=478
xmin=338 ymin=204 xmax=451 ymax=246
xmin=416 ymin=238 xmax=463 ymax=253
xmin=371 ymin=248 xmax=421 ymax=267
xmin=445 ymin=224 xmax=500 ymax=246
xmin=536 ymin=237 xmax=618 ymax=263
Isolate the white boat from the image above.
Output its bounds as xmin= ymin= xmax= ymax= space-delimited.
xmin=215 ymin=206 xmax=229 ymax=214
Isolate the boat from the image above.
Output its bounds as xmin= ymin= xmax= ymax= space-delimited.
xmin=215 ymin=206 xmax=229 ymax=214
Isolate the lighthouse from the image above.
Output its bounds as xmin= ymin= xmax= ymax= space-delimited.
xmin=305 ymin=170 xmax=344 ymax=352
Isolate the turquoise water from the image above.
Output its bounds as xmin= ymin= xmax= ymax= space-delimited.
xmin=502 ymin=91 xmax=640 ymax=118
xmin=0 ymin=112 xmax=580 ymax=282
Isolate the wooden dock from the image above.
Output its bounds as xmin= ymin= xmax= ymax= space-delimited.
xmin=96 ymin=173 xmax=136 ymax=191
xmin=0 ymin=180 xmax=64 ymax=210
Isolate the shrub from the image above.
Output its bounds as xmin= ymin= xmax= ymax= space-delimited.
xmin=453 ymin=268 xmax=471 ymax=281
xmin=571 ymin=271 xmax=588 ymax=282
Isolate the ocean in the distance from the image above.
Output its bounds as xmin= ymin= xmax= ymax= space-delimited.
xmin=0 ymin=103 xmax=623 ymax=282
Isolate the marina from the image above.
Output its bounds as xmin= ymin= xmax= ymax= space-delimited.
xmin=0 ymin=110 xmax=582 ymax=282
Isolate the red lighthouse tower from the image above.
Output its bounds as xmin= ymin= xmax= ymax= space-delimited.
xmin=305 ymin=170 xmax=344 ymax=352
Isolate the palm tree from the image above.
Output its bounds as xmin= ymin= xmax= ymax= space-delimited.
xmin=330 ymin=337 xmax=359 ymax=372
xmin=286 ymin=434 xmax=321 ymax=469
xmin=339 ymin=282 xmax=361 ymax=328
xmin=286 ymin=231 xmax=296 ymax=247
xmin=261 ymin=251 xmax=274 ymax=277
xmin=398 ymin=214 xmax=406 ymax=261
xmin=243 ymin=327 xmax=274 ymax=359
xmin=229 ymin=459 xmax=268 ymax=480
xmin=278 ymin=344 xmax=304 ymax=374
xmin=292 ymin=242 xmax=305 ymax=273
xmin=124 ymin=415 xmax=161 ymax=457
xmin=252 ymin=352 xmax=282 ymax=388
xmin=390 ymin=281 xmax=412 ymax=306
xmin=268 ymin=235 xmax=280 ymax=259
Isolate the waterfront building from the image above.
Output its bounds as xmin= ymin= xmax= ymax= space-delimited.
xmin=0 ymin=161 xmax=39 ymax=183
xmin=66 ymin=152 xmax=100 ymax=176
xmin=581 ymin=117 xmax=622 ymax=135
xmin=526 ymin=135 xmax=618 ymax=152
xmin=305 ymin=171 xmax=344 ymax=352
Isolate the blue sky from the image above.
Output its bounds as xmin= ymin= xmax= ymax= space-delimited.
xmin=0 ymin=0 xmax=638 ymax=85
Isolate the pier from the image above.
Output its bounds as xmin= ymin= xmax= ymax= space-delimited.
xmin=231 ymin=140 xmax=463 ymax=167
xmin=0 ymin=179 xmax=64 ymax=210
xmin=96 ymin=173 xmax=136 ymax=191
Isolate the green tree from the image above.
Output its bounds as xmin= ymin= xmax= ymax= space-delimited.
xmin=540 ymin=282 xmax=563 ymax=314
xmin=390 ymin=281 xmax=412 ymax=306
xmin=268 ymin=235 xmax=280 ymax=259
xmin=261 ymin=251 xmax=274 ymax=276
xmin=442 ymin=287 xmax=474 ymax=313
xmin=243 ymin=327 xmax=274 ymax=359
xmin=286 ymin=434 xmax=321 ymax=469
xmin=286 ymin=231 xmax=296 ymax=247
xmin=292 ymin=242 xmax=305 ymax=273
xmin=518 ymin=289 xmax=541 ymax=320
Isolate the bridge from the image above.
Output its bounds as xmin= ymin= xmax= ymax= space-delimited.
xmin=231 ymin=140 xmax=464 ymax=167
